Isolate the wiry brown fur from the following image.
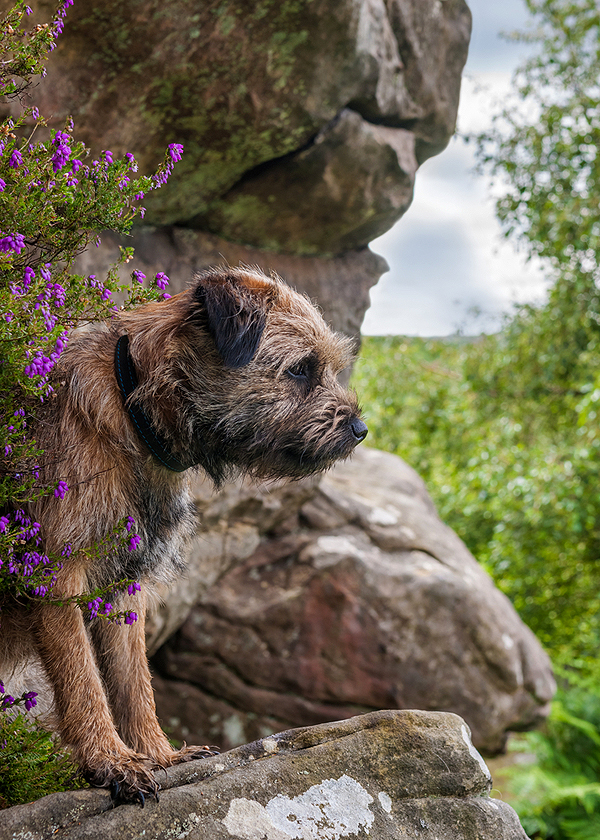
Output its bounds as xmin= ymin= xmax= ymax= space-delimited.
xmin=0 ymin=267 xmax=367 ymax=803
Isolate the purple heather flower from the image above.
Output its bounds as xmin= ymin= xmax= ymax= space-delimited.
xmin=54 ymin=480 xmax=69 ymax=499
xmin=0 ymin=515 xmax=9 ymax=533
xmin=101 ymin=288 xmax=112 ymax=301
xmin=2 ymin=695 xmax=15 ymax=708
xmin=49 ymin=283 xmax=66 ymax=307
xmin=155 ymin=272 xmax=169 ymax=290
xmin=152 ymin=170 xmax=169 ymax=188
xmin=87 ymin=600 xmax=99 ymax=620
xmin=0 ymin=232 xmax=25 ymax=254
xmin=23 ymin=692 xmax=38 ymax=712
xmin=0 ymin=178 xmax=5 ymax=192
xmin=168 ymin=143 xmax=184 ymax=163
xmin=24 ymin=352 xmax=53 ymax=378
xmin=125 ymin=612 xmax=138 ymax=625
xmin=23 ymin=266 xmax=35 ymax=288
xmin=9 ymin=149 xmax=22 ymax=168
xmin=134 ymin=191 xmax=145 ymax=201
xmin=71 ymin=159 xmax=83 ymax=172
xmin=102 ymin=150 xmax=114 ymax=165
xmin=25 ymin=5 xmax=33 ymax=14
xmin=132 ymin=270 xmax=146 ymax=284
xmin=52 ymin=133 xmax=71 ymax=173
xmin=127 ymin=581 xmax=141 ymax=595
xmin=125 ymin=152 xmax=138 ymax=172
xmin=53 ymin=131 xmax=70 ymax=146
xmin=31 ymin=106 xmax=39 ymax=120
xmin=40 ymin=264 xmax=52 ymax=282
xmin=125 ymin=516 xmax=136 ymax=533
xmin=128 ymin=534 xmax=141 ymax=552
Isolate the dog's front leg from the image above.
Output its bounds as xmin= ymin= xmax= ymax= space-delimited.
xmin=31 ymin=599 xmax=159 ymax=803
xmin=89 ymin=587 xmax=174 ymax=763
xmin=90 ymin=587 xmax=218 ymax=767
xmin=90 ymin=587 xmax=218 ymax=766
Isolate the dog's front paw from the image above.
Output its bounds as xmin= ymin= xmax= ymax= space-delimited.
xmin=86 ymin=753 xmax=160 ymax=806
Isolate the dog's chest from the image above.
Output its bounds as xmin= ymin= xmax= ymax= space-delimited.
xmin=127 ymin=480 xmax=197 ymax=583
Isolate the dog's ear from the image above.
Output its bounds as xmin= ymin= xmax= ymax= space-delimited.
xmin=192 ymin=269 xmax=277 ymax=368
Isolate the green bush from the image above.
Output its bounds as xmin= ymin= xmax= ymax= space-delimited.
xmin=353 ymin=329 xmax=600 ymax=667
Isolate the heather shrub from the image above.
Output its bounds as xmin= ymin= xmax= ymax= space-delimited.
xmin=0 ymin=0 xmax=183 ymax=805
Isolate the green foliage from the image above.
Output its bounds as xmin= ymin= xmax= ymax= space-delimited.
xmin=507 ymin=667 xmax=600 ymax=839
xmin=352 ymin=332 xmax=600 ymax=665
xmin=476 ymin=0 xmax=600 ymax=279
xmin=0 ymin=709 xmax=84 ymax=808
xmin=354 ymin=329 xmax=600 ymax=837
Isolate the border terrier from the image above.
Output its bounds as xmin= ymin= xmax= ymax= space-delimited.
xmin=1 ymin=267 xmax=367 ymax=803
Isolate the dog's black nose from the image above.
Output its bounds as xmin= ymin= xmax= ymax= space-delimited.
xmin=350 ymin=418 xmax=368 ymax=442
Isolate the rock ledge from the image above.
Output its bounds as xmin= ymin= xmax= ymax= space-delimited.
xmin=0 ymin=710 xmax=527 ymax=839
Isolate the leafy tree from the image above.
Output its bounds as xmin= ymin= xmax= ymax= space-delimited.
xmin=478 ymin=0 xmax=600 ymax=275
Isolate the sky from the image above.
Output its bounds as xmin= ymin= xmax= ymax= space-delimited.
xmin=362 ymin=0 xmax=550 ymax=336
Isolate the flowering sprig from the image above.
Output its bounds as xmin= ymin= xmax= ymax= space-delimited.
xmin=52 ymin=577 xmax=141 ymax=626
xmin=0 ymin=1 xmax=62 ymax=101
xmin=46 ymin=517 xmax=143 ymax=625
xmin=0 ymin=513 xmax=142 ymax=624
xmin=0 ymin=682 xmax=38 ymax=713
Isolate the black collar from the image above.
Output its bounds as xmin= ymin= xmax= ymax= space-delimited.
xmin=114 ymin=334 xmax=193 ymax=473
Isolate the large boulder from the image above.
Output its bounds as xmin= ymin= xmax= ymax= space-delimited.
xmin=149 ymin=447 xmax=556 ymax=756
xmin=15 ymin=0 xmax=471 ymax=353
xmin=22 ymin=0 xmax=470 ymax=255
xmin=0 ymin=710 xmax=528 ymax=840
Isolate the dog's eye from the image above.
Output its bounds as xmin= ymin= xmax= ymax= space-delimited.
xmin=287 ymin=361 xmax=310 ymax=380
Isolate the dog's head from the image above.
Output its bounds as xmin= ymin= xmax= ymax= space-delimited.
xmin=126 ymin=267 xmax=367 ymax=485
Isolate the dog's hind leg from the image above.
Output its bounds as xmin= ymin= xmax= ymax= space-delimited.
xmin=30 ymin=598 xmax=159 ymax=803
xmin=90 ymin=587 xmax=217 ymax=767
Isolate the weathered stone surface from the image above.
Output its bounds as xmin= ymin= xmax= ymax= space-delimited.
xmin=197 ymin=110 xmax=419 ymax=254
xmin=19 ymin=0 xmax=470 ymax=253
xmin=0 ymin=710 xmax=528 ymax=840
xmin=74 ymin=228 xmax=388 ymax=344
xmin=152 ymin=447 xmax=556 ymax=755
xmin=146 ymin=471 xmax=320 ymax=653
